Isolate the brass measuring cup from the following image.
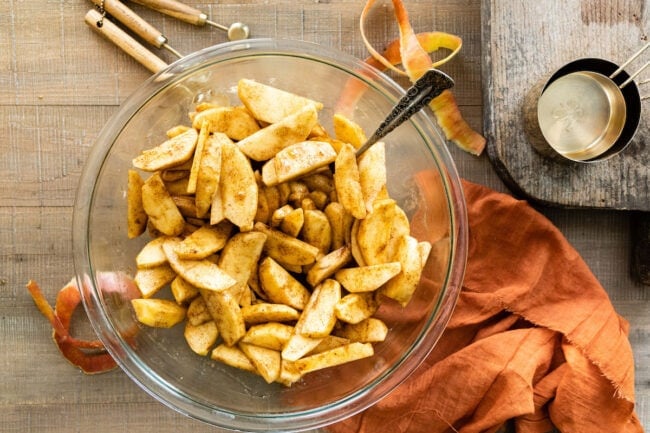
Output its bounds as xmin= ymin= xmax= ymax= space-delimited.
xmin=525 ymin=43 xmax=647 ymax=162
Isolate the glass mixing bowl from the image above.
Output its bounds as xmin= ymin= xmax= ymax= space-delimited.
xmin=73 ymin=39 xmax=467 ymax=432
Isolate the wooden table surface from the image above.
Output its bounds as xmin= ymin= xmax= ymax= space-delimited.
xmin=1 ymin=1 xmax=647 ymax=432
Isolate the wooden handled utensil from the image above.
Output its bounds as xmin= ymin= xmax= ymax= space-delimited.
xmin=128 ymin=0 xmax=250 ymax=41
xmin=89 ymin=0 xmax=183 ymax=58
xmin=85 ymin=9 xmax=168 ymax=74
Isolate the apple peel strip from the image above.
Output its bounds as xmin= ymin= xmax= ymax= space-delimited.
xmin=359 ymin=0 xmax=486 ymax=155
xmin=26 ymin=279 xmax=117 ymax=374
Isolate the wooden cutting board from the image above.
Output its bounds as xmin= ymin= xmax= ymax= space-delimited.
xmin=481 ymin=0 xmax=649 ymax=211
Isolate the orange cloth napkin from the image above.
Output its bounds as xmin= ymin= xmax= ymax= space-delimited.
xmin=328 ymin=180 xmax=643 ymax=433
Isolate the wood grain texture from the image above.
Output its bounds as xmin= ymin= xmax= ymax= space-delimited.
xmin=1 ymin=0 xmax=647 ymax=432
xmin=632 ymin=211 xmax=650 ymax=284
xmin=482 ymin=0 xmax=649 ymax=210
xmin=0 ymin=106 xmax=116 ymax=207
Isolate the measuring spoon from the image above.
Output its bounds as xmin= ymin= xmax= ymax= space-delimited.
xmin=536 ymin=57 xmax=644 ymax=162
xmin=129 ymin=0 xmax=250 ymax=41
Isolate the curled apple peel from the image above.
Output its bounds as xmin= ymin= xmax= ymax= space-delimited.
xmin=359 ymin=0 xmax=486 ymax=155
xmin=26 ymin=279 xmax=117 ymax=374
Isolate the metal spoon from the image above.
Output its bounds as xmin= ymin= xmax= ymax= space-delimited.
xmin=129 ymin=0 xmax=250 ymax=41
xmin=205 ymin=19 xmax=250 ymax=41
xmin=356 ymin=68 xmax=454 ymax=156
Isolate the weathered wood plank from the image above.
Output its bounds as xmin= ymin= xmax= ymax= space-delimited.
xmin=632 ymin=211 xmax=650 ymax=284
xmin=0 ymin=0 xmax=481 ymax=106
xmin=4 ymin=402 xmax=232 ymax=433
xmin=0 ymin=106 xmax=116 ymax=207
xmin=544 ymin=206 xmax=648 ymax=302
xmin=482 ymin=0 xmax=649 ymax=211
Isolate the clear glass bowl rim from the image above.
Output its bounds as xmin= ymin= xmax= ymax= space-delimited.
xmin=73 ymin=38 xmax=468 ymax=432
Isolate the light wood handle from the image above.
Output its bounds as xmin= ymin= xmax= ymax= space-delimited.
xmin=85 ymin=9 xmax=168 ymax=74
xmin=128 ymin=0 xmax=206 ymax=26
xmin=90 ymin=0 xmax=166 ymax=48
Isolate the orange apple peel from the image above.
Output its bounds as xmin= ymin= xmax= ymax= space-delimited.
xmin=359 ymin=0 xmax=486 ymax=155
xmin=26 ymin=279 xmax=117 ymax=374
xmin=360 ymin=0 xmax=462 ymax=77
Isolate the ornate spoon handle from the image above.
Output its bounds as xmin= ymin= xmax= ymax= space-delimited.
xmin=356 ymin=69 xmax=454 ymax=156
